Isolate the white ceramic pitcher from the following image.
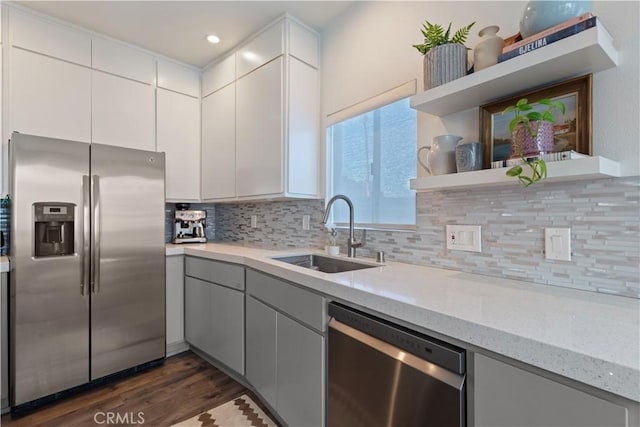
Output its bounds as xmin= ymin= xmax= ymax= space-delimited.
xmin=418 ymin=135 xmax=463 ymax=175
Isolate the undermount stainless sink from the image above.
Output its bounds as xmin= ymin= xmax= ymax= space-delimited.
xmin=272 ymin=254 xmax=379 ymax=274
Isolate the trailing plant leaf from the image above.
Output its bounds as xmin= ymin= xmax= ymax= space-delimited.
xmin=413 ymin=20 xmax=475 ymax=55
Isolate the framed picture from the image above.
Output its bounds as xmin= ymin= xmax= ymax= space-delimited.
xmin=479 ymin=74 xmax=592 ymax=168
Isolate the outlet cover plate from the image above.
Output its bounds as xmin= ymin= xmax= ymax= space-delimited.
xmin=545 ymin=228 xmax=571 ymax=261
xmin=446 ymin=225 xmax=482 ymax=252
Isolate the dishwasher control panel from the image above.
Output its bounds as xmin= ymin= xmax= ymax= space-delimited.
xmin=328 ymin=302 xmax=466 ymax=375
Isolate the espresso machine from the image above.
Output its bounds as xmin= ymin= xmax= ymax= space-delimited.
xmin=174 ymin=205 xmax=207 ymax=244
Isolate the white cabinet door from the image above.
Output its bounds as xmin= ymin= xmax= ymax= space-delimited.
xmin=11 ymin=9 xmax=91 ymax=66
xmin=201 ymin=84 xmax=236 ymax=200
xmin=165 ymin=256 xmax=186 ymax=356
xmin=236 ymin=22 xmax=283 ymax=78
xmin=157 ymin=89 xmax=200 ymax=201
xmin=287 ymin=58 xmax=319 ymax=196
xmin=202 ymin=54 xmax=235 ymax=97
xmin=157 ymin=60 xmax=200 ymax=97
xmin=91 ymin=71 xmax=154 ymax=151
xmin=10 ymin=49 xmax=91 ymax=142
xmin=92 ymin=37 xmax=154 ymax=84
xmin=236 ymin=57 xmax=283 ymax=197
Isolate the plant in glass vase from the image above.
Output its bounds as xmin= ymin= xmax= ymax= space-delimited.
xmin=503 ymin=98 xmax=565 ymax=186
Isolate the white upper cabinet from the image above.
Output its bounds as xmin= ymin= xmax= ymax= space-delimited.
xmin=236 ymin=57 xmax=284 ymax=197
xmin=236 ymin=21 xmax=284 ymax=78
xmin=202 ymin=83 xmax=236 ymax=200
xmin=10 ymin=48 xmax=91 ymax=142
xmin=157 ymin=88 xmax=200 ymax=201
xmin=157 ymin=60 xmax=200 ymax=97
xmin=202 ymin=53 xmax=235 ymax=97
xmin=202 ymin=15 xmax=320 ymax=201
xmin=91 ymin=37 xmax=155 ymax=84
xmin=11 ymin=9 xmax=90 ymax=66
xmin=288 ymin=19 xmax=319 ymax=69
xmin=91 ymin=71 xmax=155 ymax=151
xmin=287 ymin=57 xmax=319 ymax=196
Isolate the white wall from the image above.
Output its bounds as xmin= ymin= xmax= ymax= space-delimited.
xmin=321 ymin=1 xmax=640 ymax=176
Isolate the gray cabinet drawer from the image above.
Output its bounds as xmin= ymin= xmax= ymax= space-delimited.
xmin=185 ymin=256 xmax=244 ymax=290
xmin=246 ymin=269 xmax=326 ymax=331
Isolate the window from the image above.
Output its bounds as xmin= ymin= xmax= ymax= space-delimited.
xmin=327 ymin=96 xmax=417 ymax=228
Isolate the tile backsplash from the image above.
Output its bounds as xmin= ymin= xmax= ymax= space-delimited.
xmin=167 ymin=176 xmax=639 ymax=298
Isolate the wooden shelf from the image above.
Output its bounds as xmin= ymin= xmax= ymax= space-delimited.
xmin=410 ymin=25 xmax=618 ymax=116
xmin=410 ymin=157 xmax=621 ymax=191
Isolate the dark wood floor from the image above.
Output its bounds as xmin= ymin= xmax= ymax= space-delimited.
xmin=1 ymin=351 xmax=271 ymax=427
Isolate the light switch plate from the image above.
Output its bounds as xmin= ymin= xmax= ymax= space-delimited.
xmin=446 ymin=225 xmax=482 ymax=252
xmin=302 ymin=215 xmax=310 ymax=230
xmin=250 ymin=215 xmax=257 ymax=228
xmin=545 ymin=228 xmax=571 ymax=261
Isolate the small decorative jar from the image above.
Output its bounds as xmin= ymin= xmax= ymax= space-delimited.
xmin=473 ymin=26 xmax=504 ymax=71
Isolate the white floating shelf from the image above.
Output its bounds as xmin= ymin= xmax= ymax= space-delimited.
xmin=410 ymin=157 xmax=621 ymax=191
xmin=410 ymin=25 xmax=618 ymax=117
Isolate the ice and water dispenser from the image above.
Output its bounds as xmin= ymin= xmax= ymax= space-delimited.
xmin=33 ymin=202 xmax=75 ymax=257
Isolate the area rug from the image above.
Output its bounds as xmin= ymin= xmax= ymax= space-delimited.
xmin=171 ymin=394 xmax=278 ymax=427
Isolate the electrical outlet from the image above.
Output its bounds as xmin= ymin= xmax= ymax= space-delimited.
xmin=250 ymin=215 xmax=257 ymax=228
xmin=545 ymin=228 xmax=571 ymax=261
xmin=302 ymin=215 xmax=310 ymax=230
xmin=446 ymin=225 xmax=482 ymax=252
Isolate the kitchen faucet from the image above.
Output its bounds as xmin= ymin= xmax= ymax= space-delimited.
xmin=321 ymin=195 xmax=362 ymax=257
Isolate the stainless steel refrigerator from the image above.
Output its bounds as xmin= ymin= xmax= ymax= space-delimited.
xmin=9 ymin=132 xmax=166 ymax=408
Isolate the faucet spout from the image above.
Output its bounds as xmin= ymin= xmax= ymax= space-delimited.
xmin=322 ymin=195 xmax=362 ymax=257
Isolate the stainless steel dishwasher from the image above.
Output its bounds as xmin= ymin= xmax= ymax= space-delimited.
xmin=328 ymin=302 xmax=466 ymax=427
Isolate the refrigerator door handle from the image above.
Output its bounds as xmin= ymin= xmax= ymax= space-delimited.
xmin=91 ymin=175 xmax=101 ymax=294
xmin=82 ymin=175 xmax=91 ymax=296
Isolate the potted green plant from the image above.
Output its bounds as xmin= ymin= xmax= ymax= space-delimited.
xmin=502 ymin=98 xmax=566 ymax=186
xmin=413 ymin=21 xmax=475 ymax=90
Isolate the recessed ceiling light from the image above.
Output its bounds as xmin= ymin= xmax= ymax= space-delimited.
xmin=206 ymin=35 xmax=221 ymax=44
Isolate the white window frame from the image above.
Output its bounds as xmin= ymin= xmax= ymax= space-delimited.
xmin=325 ymin=80 xmax=418 ymax=231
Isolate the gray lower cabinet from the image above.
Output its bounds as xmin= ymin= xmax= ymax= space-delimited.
xmin=276 ymin=312 xmax=324 ymax=427
xmin=166 ymin=255 xmax=187 ymax=356
xmin=246 ymin=270 xmax=326 ymax=427
xmin=473 ymin=353 xmax=638 ymax=427
xmin=184 ymin=257 xmax=245 ymax=375
xmin=246 ymin=296 xmax=277 ymax=408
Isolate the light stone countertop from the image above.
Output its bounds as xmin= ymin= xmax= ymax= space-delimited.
xmin=166 ymin=243 xmax=640 ymax=402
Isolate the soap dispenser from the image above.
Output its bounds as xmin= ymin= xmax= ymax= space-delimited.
xmin=326 ymin=228 xmax=339 ymax=256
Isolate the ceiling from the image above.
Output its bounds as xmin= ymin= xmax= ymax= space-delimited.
xmin=16 ymin=1 xmax=355 ymax=68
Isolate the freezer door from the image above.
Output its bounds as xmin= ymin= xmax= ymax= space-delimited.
xmin=90 ymin=143 xmax=166 ymax=380
xmin=10 ymin=133 xmax=90 ymax=406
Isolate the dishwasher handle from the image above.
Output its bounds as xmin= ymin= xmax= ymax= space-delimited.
xmin=328 ymin=302 xmax=466 ymax=375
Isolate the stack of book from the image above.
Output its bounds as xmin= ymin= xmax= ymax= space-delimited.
xmin=498 ymin=13 xmax=597 ymax=63
xmin=491 ymin=150 xmax=589 ymax=169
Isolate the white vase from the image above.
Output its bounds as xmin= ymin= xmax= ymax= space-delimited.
xmin=473 ymin=26 xmax=504 ymax=71
xmin=423 ymin=44 xmax=467 ymax=90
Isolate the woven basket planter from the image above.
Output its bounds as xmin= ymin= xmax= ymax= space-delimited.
xmin=423 ymin=43 xmax=467 ymax=90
